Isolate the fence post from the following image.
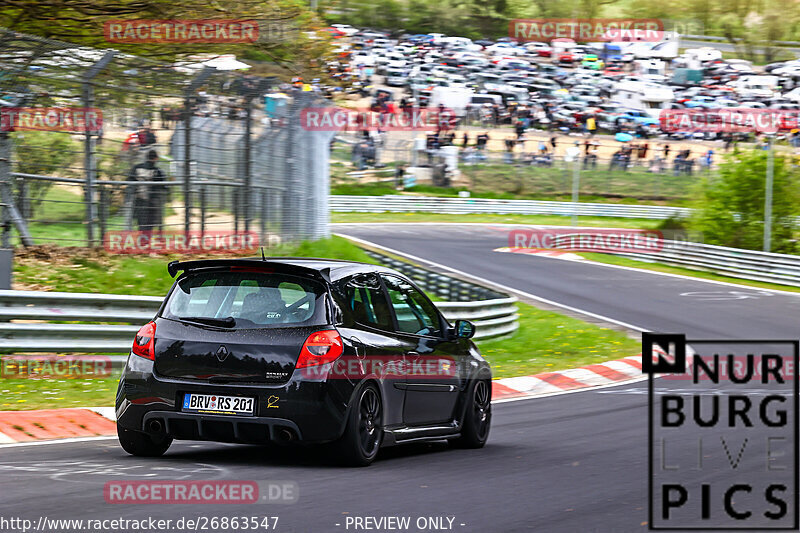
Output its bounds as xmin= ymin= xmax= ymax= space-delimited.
xmin=184 ymin=68 xmax=215 ymax=236
xmin=17 ymin=178 xmax=28 ymax=221
xmin=0 ymin=132 xmax=33 ymax=246
xmin=182 ymin=97 xmax=192 ymax=235
xmin=199 ymin=184 xmax=206 ymax=237
xmin=98 ymin=186 xmax=108 ymax=243
xmin=243 ymin=97 xmax=253 ymax=232
xmin=260 ymin=188 xmax=266 ymax=244
xmin=82 ymin=50 xmax=116 ymax=248
xmin=233 ymin=185 xmax=240 ymax=234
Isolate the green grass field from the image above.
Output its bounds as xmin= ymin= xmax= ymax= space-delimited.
xmin=331 ymin=159 xmax=699 ymax=205
xmin=0 ymin=377 xmax=121 ymax=411
xmin=476 ymin=302 xmax=638 ymax=379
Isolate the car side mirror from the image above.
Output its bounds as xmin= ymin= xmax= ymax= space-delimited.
xmin=453 ymin=320 xmax=475 ymax=339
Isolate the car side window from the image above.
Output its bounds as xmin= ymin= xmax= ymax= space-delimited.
xmin=382 ymin=275 xmax=442 ymax=337
xmin=344 ymin=275 xmax=393 ymax=331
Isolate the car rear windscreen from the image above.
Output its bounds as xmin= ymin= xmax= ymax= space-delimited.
xmin=163 ymin=271 xmax=327 ymax=329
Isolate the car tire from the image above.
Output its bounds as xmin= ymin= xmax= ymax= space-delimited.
xmin=117 ymin=425 xmax=173 ymax=457
xmin=451 ymin=378 xmax=491 ymax=449
xmin=334 ymin=383 xmax=383 ymax=467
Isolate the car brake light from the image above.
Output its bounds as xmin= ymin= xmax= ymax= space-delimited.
xmin=296 ymin=330 xmax=344 ymax=369
xmin=132 ymin=321 xmax=156 ymax=360
xmin=230 ymin=266 xmax=274 ymax=273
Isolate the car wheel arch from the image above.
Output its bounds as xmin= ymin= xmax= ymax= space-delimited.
xmin=456 ymin=369 xmax=492 ymax=427
xmin=340 ymin=378 xmax=385 ymax=434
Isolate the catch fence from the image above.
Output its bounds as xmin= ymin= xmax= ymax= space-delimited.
xmin=0 ymin=28 xmax=334 ymax=249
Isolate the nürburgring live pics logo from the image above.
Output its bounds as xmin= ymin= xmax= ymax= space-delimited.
xmin=645 ymin=333 xmax=798 ymax=530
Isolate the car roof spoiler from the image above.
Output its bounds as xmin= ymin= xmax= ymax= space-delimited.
xmin=167 ymin=259 xmax=331 ymax=283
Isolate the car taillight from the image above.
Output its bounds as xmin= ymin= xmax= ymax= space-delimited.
xmin=132 ymin=321 xmax=156 ymax=360
xmin=296 ymin=330 xmax=343 ymax=369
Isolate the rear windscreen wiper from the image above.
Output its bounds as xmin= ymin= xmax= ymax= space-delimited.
xmin=178 ymin=316 xmax=236 ymax=328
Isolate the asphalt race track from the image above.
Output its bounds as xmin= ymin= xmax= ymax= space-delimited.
xmin=1 ymin=223 xmax=798 ymax=533
xmin=335 ymin=223 xmax=800 ymax=339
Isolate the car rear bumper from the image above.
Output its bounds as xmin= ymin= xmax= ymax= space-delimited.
xmin=141 ymin=411 xmax=304 ymax=444
xmin=116 ymin=355 xmax=354 ymax=444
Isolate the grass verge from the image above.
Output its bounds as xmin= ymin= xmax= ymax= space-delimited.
xmin=477 ymin=301 xmax=639 ymax=379
xmin=13 ymin=236 xmax=375 ymax=294
xmin=0 ymin=376 xmax=121 ymax=411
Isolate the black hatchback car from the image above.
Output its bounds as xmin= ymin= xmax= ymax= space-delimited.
xmin=116 ymin=257 xmax=492 ymax=466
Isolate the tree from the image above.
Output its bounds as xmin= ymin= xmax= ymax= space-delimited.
xmin=689 ymin=148 xmax=799 ymax=254
xmin=11 ymin=130 xmax=80 ymax=220
xmin=0 ymin=0 xmax=330 ymax=77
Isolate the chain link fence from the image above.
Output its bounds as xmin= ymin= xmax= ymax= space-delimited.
xmin=0 ymin=28 xmax=333 ymax=249
xmin=329 ymin=130 xmax=709 ymax=202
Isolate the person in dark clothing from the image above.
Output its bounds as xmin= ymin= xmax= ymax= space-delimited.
xmin=394 ymin=164 xmax=406 ymax=190
xmin=476 ymin=132 xmax=489 ymax=151
xmin=462 ymin=132 xmax=469 ymax=148
xmin=514 ymin=118 xmax=525 ymax=139
xmin=129 ymin=150 xmax=166 ymax=232
xmin=663 ymin=143 xmax=670 ymax=159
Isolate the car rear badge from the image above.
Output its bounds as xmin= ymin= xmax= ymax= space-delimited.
xmin=216 ymin=345 xmax=229 ymax=362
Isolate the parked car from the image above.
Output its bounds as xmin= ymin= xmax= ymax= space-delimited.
xmin=116 ymin=258 xmax=492 ymax=466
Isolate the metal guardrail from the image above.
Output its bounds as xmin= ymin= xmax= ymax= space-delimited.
xmin=436 ymin=298 xmax=518 ymax=340
xmin=614 ymin=240 xmax=800 ymax=287
xmin=331 ymin=195 xmax=690 ymax=220
xmin=0 ymin=278 xmax=518 ymax=354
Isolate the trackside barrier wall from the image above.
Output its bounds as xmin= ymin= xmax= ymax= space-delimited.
xmin=613 ymin=239 xmax=800 ymax=287
xmin=330 ymin=195 xmax=690 ymax=219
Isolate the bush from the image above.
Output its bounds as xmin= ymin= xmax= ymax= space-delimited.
xmin=689 ymin=149 xmax=799 ymax=253
xmin=11 ymin=130 xmax=80 ymax=219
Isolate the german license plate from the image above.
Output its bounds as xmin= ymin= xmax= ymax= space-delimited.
xmin=182 ymin=393 xmax=255 ymax=416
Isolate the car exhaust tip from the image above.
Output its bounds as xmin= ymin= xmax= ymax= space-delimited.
xmin=147 ymin=419 xmax=164 ymax=434
xmin=276 ymin=428 xmax=294 ymax=443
